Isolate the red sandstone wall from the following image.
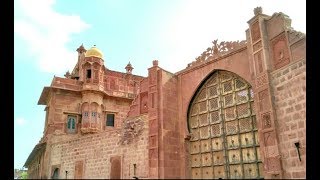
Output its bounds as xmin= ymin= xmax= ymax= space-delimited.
xmin=47 ymin=115 xmax=149 ymax=179
xmin=102 ymin=97 xmax=131 ymax=129
xmin=45 ymin=90 xmax=82 ymax=135
xmin=158 ymin=70 xmax=180 ymax=178
xmin=271 ymin=59 xmax=306 ymax=178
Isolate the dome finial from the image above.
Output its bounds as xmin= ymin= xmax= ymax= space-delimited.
xmin=85 ymin=45 xmax=104 ymax=59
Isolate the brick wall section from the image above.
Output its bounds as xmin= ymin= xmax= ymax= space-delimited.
xmin=48 ymin=115 xmax=149 ymax=179
xmin=271 ymin=59 xmax=306 ymax=179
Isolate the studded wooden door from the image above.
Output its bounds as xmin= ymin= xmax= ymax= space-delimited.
xmin=188 ymin=71 xmax=264 ymax=179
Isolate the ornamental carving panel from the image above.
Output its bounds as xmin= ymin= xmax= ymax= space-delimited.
xmin=253 ymin=41 xmax=262 ymax=52
xmin=272 ymin=33 xmax=290 ymax=69
xmin=267 ymin=157 xmax=281 ymax=171
xmin=262 ymin=112 xmax=272 ymax=129
xmin=259 ymin=89 xmax=270 ymax=112
xmin=188 ymin=71 xmax=263 ymax=179
xmin=254 ymin=51 xmax=264 ymax=74
xmin=251 ymin=21 xmax=261 ymax=42
xmin=256 ymin=74 xmax=268 ymax=88
xmin=149 ymin=70 xmax=156 ymax=85
xmin=264 ymin=131 xmax=275 ymax=146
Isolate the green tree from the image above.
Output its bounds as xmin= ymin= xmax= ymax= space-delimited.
xmin=21 ymin=171 xmax=28 ymax=179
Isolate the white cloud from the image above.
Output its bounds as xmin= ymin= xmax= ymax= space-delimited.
xmin=157 ymin=0 xmax=306 ymax=73
xmin=16 ymin=117 xmax=27 ymax=126
xmin=14 ymin=0 xmax=90 ymax=74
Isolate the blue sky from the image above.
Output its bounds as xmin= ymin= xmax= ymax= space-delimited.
xmin=14 ymin=0 xmax=306 ymax=169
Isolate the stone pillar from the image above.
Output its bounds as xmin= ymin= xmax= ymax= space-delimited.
xmin=247 ymin=7 xmax=284 ymax=179
xmin=148 ymin=60 xmax=160 ymax=178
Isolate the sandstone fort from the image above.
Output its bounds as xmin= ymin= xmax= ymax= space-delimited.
xmin=24 ymin=7 xmax=306 ymax=179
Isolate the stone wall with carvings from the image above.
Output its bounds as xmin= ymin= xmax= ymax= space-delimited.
xmin=271 ymin=59 xmax=306 ymax=179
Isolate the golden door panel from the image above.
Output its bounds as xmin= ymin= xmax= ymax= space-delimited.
xmin=252 ymin=116 xmax=257 ymax=129
xmin=199 ymin=113 xmax=209 ymax=127
xmin=222 ymin=80 xmax=233 ymax=95
xmin=210 ymin=124 xmax=222 ymax=137
xmin=256 ymin=147 xmax=261 ymax=161
xmin=226 ymin=120 xmax=238 ymax=135
xmin=190 ymin=141 xmax=200 ymax=154
xmin=202 ymin=153 xmax=213 ymax=166
xmin=208 ymin=85 xmax=218 ymax=98
xmin=209 ymin=98 xmax=220 ymax=111
xmin=229 ymin=164 xmax=243 ymax=179
xmin=191 ymin=168 xmax=201 ymax=179
xmin=227 ymin=135 xmax=240 ymax=149
xmin=239 ymin=118 xmax=252 ymax=133
xmin=251 ymin=101 xmax=256 ymax=115
xmin=236 ymin=89 xmax=249 ymax=104
xmin=224 ymin=106 xmax=237 ymax=121
xmin=213 ymin=151 xmax=224 ymax=165
xmin=200 ymin=126 xmax=210 ymax=139
xmin=202 ymin=167 xmax=214 ymax=179
xmin=258 ymin=163 xmax=264 ymax=177
xmin=210 ymin=111 xmax=221 ymax=124
xmin=223 ymin=93 xmax=235 ymax=107
xmin=207 ymin=75 xmax=218 ymax=86
xmin=190 ymin=128 xmax=200 ymax=141
xmin=201 ymin=139 xmax=211 ymax=153
xmin=235 ymin=78 xmax=247 ymax=90
xmin=240 ymin=132 xmax=255 ymax=146
xmin=199 ymin=101 xmax=207 ymax=113
xmin=213 ymin=165 xmax=226 ymax=179
xmin=190 ymin=116 xmax=198 ymax=128
xmin=197 ymin=89 xmax=207 ymax=102
xmin=254 ymin=131 xmax=259 ymax=145
xmin=242 ymin=147 xmax=257 ymax=162
xmin=237 ymin=103 xmax=251 ymax=118
xmin=243 ymin=163 xmax=258 ymax=178
xmin=221 ymin=72 xmax=232 ymax=82
xmin=191 ymin=104 xmax=199 ymax=116
xmin=211 ymin=137 xmax=223 ymax=151
xmin=191 ymin=154 xmax=201 ymax=167
xmin=228 ymin=149 xmax=241 ymax=164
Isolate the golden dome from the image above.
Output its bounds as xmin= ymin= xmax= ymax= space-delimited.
xmin=85 ymin=45 xmax=104 ymax=59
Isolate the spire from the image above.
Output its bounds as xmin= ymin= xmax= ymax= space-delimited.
xmin=76 ymin=43 xmax=86 ymax=54
xmin=125 ymin=61 xmax=134 ymax=74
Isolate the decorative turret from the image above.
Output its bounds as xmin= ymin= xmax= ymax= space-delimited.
xmin=125 ymin=62 xmax=134 ymax=74
xmin=79 ymin=45 xmax=106 ymax=134
xmin=80 ymin=45 xmax=104 ymax=85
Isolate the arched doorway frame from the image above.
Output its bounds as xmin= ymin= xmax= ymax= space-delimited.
xmin=186 ymin=69 xmax=264 ymax=179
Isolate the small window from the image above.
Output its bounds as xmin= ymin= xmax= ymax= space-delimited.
xmin=67 ymin=115 xmax=76 ymax=133
xmin=92 ymin=112 xmax=97 ymax=117
xmin=86 ymin=69 xmax=92 ymax=78
xmin=106 ymin=114 xmax=115 ymax=127
xmin=84 ymin=112 xmax=89 ymax=117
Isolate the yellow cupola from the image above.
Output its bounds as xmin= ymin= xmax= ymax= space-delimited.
xmin=85 ymin=45 xmax=104 ymax=59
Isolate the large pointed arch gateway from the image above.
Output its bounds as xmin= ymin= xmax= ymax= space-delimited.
xmin=188 ymin=70 xmax=264 ymax=179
